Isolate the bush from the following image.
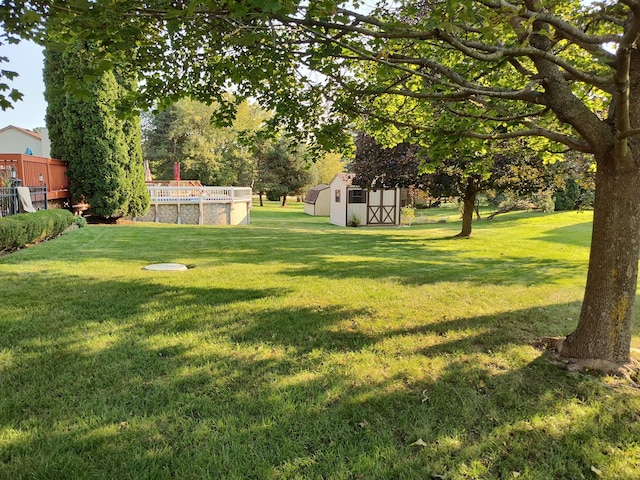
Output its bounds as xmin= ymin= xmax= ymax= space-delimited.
xmin=401 ymin=205 xmax=416 ymax=225
xmin=554 ymin=181 xmax=581 ymax=211
xmin=0 ymin=209 xmax=75 ymax=252
xmin=266 ymin=190 xmax=282 ymax=202
xmin=487 ymin=190 xmax=555 ymax=214
xmin=348 ymin=213 xmax=361 ymax=227
xmin=554 ymin=181 xmax=594 ymax=211
xmin=74 ymin=215 xmax=88 ymax=228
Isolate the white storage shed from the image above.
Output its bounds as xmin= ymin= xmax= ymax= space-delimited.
xmin=329 ymin=173 xmax=402 ymax=227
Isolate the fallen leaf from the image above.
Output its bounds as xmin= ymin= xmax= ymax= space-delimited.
xmin=421 ymin=389 xmax=429 ymax=403
xmin=411 ymin=438 xmax=428 ymax=447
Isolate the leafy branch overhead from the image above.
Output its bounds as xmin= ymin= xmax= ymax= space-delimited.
xmin=0 ymin=1 xmax=624 ymax=154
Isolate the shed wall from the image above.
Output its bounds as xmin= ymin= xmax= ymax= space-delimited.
xmin=314 ymin=188 xmax=331 ymax=216
xmin=304 ymin=202 xmax=315 ymax=215
xmin=329 ymin=178 xmax=348 ymax=226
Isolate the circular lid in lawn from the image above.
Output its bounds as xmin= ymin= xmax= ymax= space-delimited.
xmin=144 ymin=263 xmax=189 ymax=271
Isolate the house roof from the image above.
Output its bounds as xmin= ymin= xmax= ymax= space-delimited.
xmin=0 ymin=125 xmax=43 ymax=141
xmin=304 ymin=184 xmax=329 ymax=204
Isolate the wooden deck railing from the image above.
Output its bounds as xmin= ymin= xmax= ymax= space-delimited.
xmin=147 ymin=186 xmax=252 ymax=203
xmin=0 ymin=154 xmax=69 ymax=200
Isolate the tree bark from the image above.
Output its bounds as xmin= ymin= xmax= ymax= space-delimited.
xmin=560 ymin=155 xmax=640 ymax=364
xmin=456 ymin=178 xmax=478 ymax=237
xmin=560 ymin=39 xmax=640 ymax=365
xmin=258 ymin=192 xmax=264 ymax=207
xmin=281 ymin=195 xmax=287 ymax=207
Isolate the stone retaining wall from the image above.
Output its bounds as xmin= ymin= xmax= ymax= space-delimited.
xmin=135 ymin=200 xmax=251 ymax=225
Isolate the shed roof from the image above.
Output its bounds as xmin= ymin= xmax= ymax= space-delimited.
xmin=337 ymin=173 xmax=354 ymax=186
xmin=304 ymin=184 xmax=329 ymax=204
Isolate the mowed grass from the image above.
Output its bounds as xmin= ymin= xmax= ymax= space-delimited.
xmin=1 ymin=203 xmax=638 ymax=479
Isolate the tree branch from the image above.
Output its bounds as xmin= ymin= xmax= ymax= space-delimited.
xmin=613 ymin=2 xmax=640 ymax=157
xmin=460 ymin=128 xmax=592 ymax=152
xmin=444 ymin=105 xmax=552 ymax=123
xmin=434 ymin=32 xmax=615 ymax=93
xmin=617 ymin=127 xmax=640 ymax=139
xmin=478 ymin=0 xmax=622 ymax=44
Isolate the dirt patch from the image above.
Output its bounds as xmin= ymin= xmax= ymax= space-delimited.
xmin=85 ymin=216 xmax=135 ymax=225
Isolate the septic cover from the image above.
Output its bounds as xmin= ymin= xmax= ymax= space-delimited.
xmin=143 ymin=263 xmax=188 ymax=271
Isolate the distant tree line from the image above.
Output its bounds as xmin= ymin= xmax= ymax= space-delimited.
xmin=142 ymin=99 xmax=345 ymax=205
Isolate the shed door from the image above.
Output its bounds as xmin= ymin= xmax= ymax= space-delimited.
xmin=367 ymin=189 xmax=396 ymax=225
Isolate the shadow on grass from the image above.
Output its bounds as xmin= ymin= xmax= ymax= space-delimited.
xmin=0 ymin=269 xmax=289 ymax=343
xmin=7 ymin=221 xmax=589 ymax=289
xmin=534 ymin=221 xmax=593 ymax=247
xmin=2 ymin=273 xmax=638 ymax=478
xmin=3 ymin=212 xmax=636 ymax=478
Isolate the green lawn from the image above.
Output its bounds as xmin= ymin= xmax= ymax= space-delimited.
xmin=1 ymin=203 xmax=638 ymax=479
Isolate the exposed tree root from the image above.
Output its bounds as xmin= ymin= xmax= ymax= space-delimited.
xmin=534 ymin=337 xmax=640 ymax=388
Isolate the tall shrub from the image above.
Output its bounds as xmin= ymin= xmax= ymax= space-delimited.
xmin=44 ymin=43 xmax=149 ymax=218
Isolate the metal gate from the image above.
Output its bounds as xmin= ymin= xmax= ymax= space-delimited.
xmin=367 ymin=189 xmax=397 ymax=225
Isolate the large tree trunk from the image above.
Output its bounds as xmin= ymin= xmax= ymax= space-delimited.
xmin=560 ymin=156 xmax=640 ymax=364
xmin=456 ymin=178 xmax=478 ymax=237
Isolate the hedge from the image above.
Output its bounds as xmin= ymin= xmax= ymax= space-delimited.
xmin=0 ymin=209 xmax=76 ymax=252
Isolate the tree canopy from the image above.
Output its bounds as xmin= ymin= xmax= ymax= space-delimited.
xmin=0 ymin=1 xmax=619 ymax=154
xmin=353 ymin=133 xmax=560 ymax=235
xmin=353 ymin=133 xmax=430 ymax=190
xmin=253 ymin=136 xmax=311 ymax=206
xmin=142 ymin=97 xmax=267 ymax=185
xmin=2 ymin=0 xmax=639 ymax=365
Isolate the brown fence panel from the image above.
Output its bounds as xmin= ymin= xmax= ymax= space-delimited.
xmin=0 ymin=154 xmax=69 ymax=200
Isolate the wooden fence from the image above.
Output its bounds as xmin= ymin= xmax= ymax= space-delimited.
xmin=0 ymin=154 xmax=69 ymax=200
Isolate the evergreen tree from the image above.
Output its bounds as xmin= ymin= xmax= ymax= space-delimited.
xmin=141 ymin=105 xmax=183 ymax=181
xmin=44 ymin=42 xmax=149 ymax=218
xmin=254 ymin=137 xmax=310 ymax=206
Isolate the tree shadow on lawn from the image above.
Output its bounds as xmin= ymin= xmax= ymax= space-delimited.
xmin=0 ymin=271 xmax=288 ymax=350
xmin=1 ymin=290 xmax=638 ymax=478
xmin=283 ymin=252 xmax=584 ymax=287
xmin=21 ymin=223 xmax=588 ymax=288
xmin=534 ymin=221 xmax=593 ymax=248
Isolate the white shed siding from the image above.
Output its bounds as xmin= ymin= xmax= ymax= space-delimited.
xmin=304 ymin=185 xmax=331 ymax=216
xmin=329 ymin=172 xmax=402 ymax=227
xmin=314 ymin=188 xmax=331 ymax=216
xmin=329 ymin=175 xmax=349 ymax=226
xmin=304 ymin=202 xmax=315 ymax=215
xmin=347 ymin=202 xmax=367 ymax=226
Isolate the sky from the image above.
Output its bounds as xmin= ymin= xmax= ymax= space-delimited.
xmin=0 ymin=40 xmax=47 ymax=130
